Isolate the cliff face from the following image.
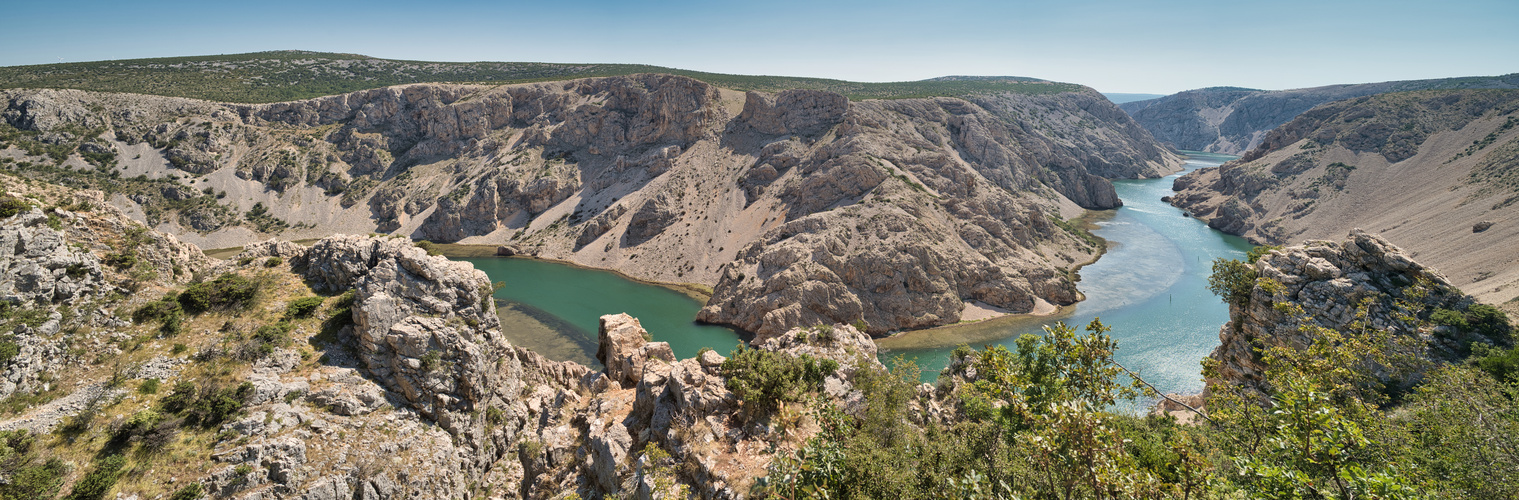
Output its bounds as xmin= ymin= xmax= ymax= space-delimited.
xmin=1207 ymin=230 xmax=1505 ymax=393
xmin=1169 ymin=89 xmax=1519 ymax=304
xmin=1121 ymin=74 xmax=1519 ymax=155
xmin=1 ymin=75 xmax=1181 ymax=334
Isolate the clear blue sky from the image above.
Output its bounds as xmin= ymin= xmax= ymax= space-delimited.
xmin=3 ymin=0 xmax=1515 ymax=94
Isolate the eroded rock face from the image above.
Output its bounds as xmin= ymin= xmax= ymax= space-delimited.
xmin=1207 ymin=230 xmax=1499 ymax=393
xmin=295 ymin=235 xmax=511 ymax=432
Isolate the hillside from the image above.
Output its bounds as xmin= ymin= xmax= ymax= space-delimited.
xmin=0 ymin=50 xmax=1086 ymax=103
xmin=1168 ymin=88 xmax=1519 ymax=306
xmin=1121 ymin=75 xmax=1519 ymax=154
xmin=0 ymin=74 xmax=1180 ymax=335
xmin=0 ymin=181 xmax=1513 ymax=498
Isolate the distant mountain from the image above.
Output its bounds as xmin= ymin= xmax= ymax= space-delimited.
xmin=1121 ymin=76 xmax=1519 ymax=154
xmin=0 ymin=50 xmax=1085 ymax=103
xmin=1168 ymin=88 xmax=1519 ymax=304
xmin=1101 ymin=93 xmax=1166 ymax=104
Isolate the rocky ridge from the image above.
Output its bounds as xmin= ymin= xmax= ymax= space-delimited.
xmin=1169 ymin=89 xmax=1519 ymax=305
xmin=2 ymin=75 xmax=1182 ymax=333
xmin=1207 ymin=230 xmax=1507 ymax=393
xmin=1121 ymin=74 xmax=1519 ymax=154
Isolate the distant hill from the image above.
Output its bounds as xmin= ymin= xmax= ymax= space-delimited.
xmin=1121 ymin=75 xmax=1519 ymax=154
xmin=1168 ymin=88 xmax=1519 ymax=305
xmin=0 ymin=50 xmax=1086 ymax=103
xmin=1101 ymin=93 xmax=1166 ymax=104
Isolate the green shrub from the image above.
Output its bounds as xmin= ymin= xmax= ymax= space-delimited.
xmin=414 ymin=240 xmax=442 ymax=256
xmin=263 ymin=256 xmax=282 ymax=267
xmin=160 ymin=380 xmax=252 ymax=427
xmin=138 ymin=378 xmax=160 ymax=395
xmin=721 ymin=347 xmax=838 ymax=414
xmin=168 ymin=483 xmax=204 ymax=500
xmin=0 ymin=196 xmax=31 ymax=218
xmin=284 ymin=296 xmax=324 ymax=319
xmin=177 ymin=273 xmax=260 ymax=313
xmin=1208 ymin=257 xmax=1257 ymax=305
xmin=132 ymin=296 xmax=182 ymax=324
xmin=1431 ymin=308 xmax=1469 ymax=330
xmin=0 ymin=337 xmax=19 ymax=365
xmin=0 ymin=430 xmax=68 ymax=499
xmin=65 ymin=455 xmax=125 ymax=500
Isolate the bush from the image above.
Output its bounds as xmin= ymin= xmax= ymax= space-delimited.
xmin=1208 ymin=257 xmax=1257 ymax=305
xmin=160 ymin=381 xmax=252 ymax=427
xmin=138 ymin=378 xmax=160 ymax=395
xmin=178 ymin=273 xmax=260 ymax=313
xmin=1431 ymin=308 xmax=1469 ymax=330
xmin=263 ymin=256 xmax=282 ymax=267
xmin=0 ymin=196 xmax=31 ymax=218
xmin=284 ymin=296 xmax=324 ymax=319
xmin=168 ymin=483 xmax=204 ymax=500
xmin=0 ymin=337 xmax=19 ymax=365
xmin=65 ymin=454 xmax=125 ymax=500
xmin=721 ymin=347 xmax=838 ymax=415
xmin=0 ymin=430 xmax=68 ymax=499
xmin=414 ymin=240 xmax=442 ymax=256
xmin=132 ymin=296 xmax=182 ymax=324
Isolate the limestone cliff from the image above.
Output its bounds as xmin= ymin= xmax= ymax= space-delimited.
xmin=1206 ymin=230 xmax=1509 ymax=394
xmin=2 ymin=75 xmax=1181 ymax=334
xmin=1121 ymin=74 xmax=1519 ymax=155
xmin=1169 ymin=89 xmax=1519 ymax=305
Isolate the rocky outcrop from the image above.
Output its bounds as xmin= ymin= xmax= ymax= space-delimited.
xmin=1207 ymin=230 xmax=1505 ymax=393
xmin=1121 ymin=74 xmax=1519 ymax=154
xmin=1170 ymin=89 xmax=1519 ymax=304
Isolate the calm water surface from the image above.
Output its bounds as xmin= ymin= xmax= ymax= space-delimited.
xmin=460 ymin=257 xmax=742 ymax=366
xmin=462 ymin=151 xmax=1248 ymax=395
xmin=881 ymin=151 xmax=1252 ymax=395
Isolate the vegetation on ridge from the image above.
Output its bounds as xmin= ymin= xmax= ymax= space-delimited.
xmin=0 ymin=50 xmax=1088 ymax=103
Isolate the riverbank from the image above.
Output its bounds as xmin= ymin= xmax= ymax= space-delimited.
xmin=875 ymin=208 xmax=1113 ymax=350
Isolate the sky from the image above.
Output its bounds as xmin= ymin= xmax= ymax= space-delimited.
xmin=2 ymin=0 xmax=1515 ymax=95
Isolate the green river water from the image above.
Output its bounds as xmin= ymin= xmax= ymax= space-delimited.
xmin=461 ymin=151 xmax=1250 ymax=395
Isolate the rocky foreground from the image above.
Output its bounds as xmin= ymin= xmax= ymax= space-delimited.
xmin=1 ymin=169 xmax=1513 ymax=498
xmin=3 ymin=74 xmax=1179 ymax=334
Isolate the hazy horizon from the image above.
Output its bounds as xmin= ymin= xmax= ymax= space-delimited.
xmin=2 ymin=0 xmax=1515 ymax=95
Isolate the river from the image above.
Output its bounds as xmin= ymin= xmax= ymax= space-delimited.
xmin=464 ymin=151 xmax=1249 ymax=395
xmin=879 ymin=151 xmax=1252 ymax=394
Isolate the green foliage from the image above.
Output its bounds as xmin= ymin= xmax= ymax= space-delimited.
xmin=159 ymin=381 xmax=253 ymax=427
xmin=720 ymin=347 xmax=839 ymax=415
xmin=1430 ymin=308 xmax=1468 ymax=329
xmin=167 ymin=483 xmax=204 ymax=500
xmin=0 ymin=196 xmax=32 ymax=218
xmin=138 ymin=378 xmax=160 ymax=395
xmin=0 ymin=430 xmax=69 ymax=500
xmin=414 ymin=240 xmax=442 ymax=256
xmin=284 ymin=296 xmax=325 ymax=319
xmin=1209 ymin=257 xmax=1258 ymax=305
xmin=1245 ymin=244 xmax=1281 ymax=264
xmin=177 ymin=273 xmax=260 ymax=313
xmin=0 ymin=337 xmax=18 ymax=365
xmin=0 ymin=50 xmax=1085 ymax=104
xmin=263 ymin=256 xmax=283 ymax=268
xmin=132 ymin=295 xmax=182 ymax=324
xmin=64 ymin=455 xmax=125 ymax=500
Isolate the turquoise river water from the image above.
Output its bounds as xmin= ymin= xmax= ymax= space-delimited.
xmin=461 ymin=151 xmax=1250 ymax=395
